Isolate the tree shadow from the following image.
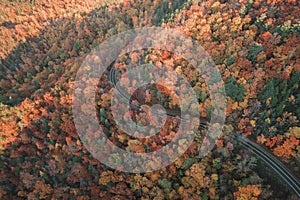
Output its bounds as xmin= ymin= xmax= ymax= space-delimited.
xmin=0 ymin=1 xmax=165 ymax=198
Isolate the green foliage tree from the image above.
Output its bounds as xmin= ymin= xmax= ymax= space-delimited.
xmin=225 ymin=76 xmax=245 ymax=102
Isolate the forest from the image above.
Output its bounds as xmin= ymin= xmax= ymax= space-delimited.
xmin=0 ymin=0 xmax=299 ymax=199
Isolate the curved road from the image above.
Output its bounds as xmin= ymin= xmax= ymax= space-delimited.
xmin=237 ymin=135 xmax=300 ymax=197
xmin=108 ymin=66 xmax=300 ymax=198
xmin=109 ymin=66 xmax=209 ymax=129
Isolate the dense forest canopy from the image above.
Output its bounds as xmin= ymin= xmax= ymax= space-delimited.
xmin=0 ymin=0 xmax=299 ymax=199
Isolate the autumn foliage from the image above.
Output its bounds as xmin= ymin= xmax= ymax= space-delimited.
xmin=0 ymin=0 xmax=299 ymax=199
xmin=234 ymin=184 xmax=261 ymax=200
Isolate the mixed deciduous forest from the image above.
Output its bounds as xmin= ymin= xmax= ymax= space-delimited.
xmin=0 ymin=0 xmax=299 ymax=199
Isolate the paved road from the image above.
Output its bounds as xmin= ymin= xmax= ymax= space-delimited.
xmin=109 ymin=66 xmax=300 ymax=198
xmin=237 ymin=135 xmax=300 ymax=197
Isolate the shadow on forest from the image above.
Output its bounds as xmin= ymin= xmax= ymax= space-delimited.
xmin=0 ymin=1 xmax=299 ymax=199
xmin=0 ymin=1 xmax=175 ymax=197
